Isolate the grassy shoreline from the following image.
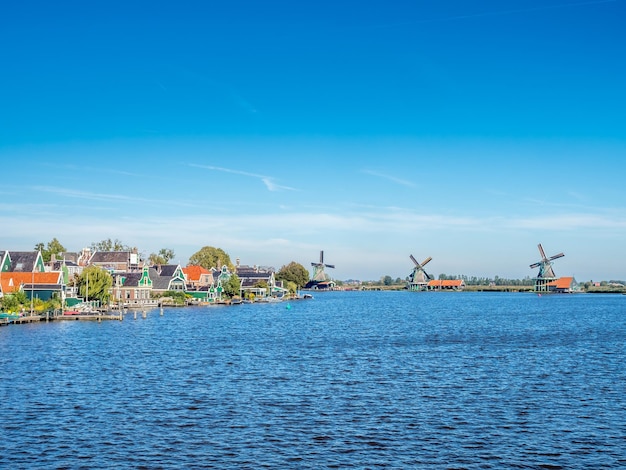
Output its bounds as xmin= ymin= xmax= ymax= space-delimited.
xmin=357 ymin=285 xmax=626 ymax=294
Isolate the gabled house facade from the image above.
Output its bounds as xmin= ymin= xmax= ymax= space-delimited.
xmin=88 ymin=250 xmax=141 ymax=273
xmin=110 ymin=264 xmax=187 ymax=307
xmin=1 ymin=251 xmax=46 ymax=273
xmin=111 ymin=265 xmax=154 ymax=307
xmin=150 ymin=264 xmax=186 ymax=294
xmin=0 ymin=251 xmax=9 ymax=272
xmin=236 ymin=264 xmax=288 ymax=298
xmin=182 ymin=265 xmax=214 ymax=289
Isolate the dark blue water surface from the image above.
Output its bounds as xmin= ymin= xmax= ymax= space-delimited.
xmin=1 ymin=291 xmax=625 ymax=469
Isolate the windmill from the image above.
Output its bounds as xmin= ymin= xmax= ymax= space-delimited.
xmin=529 ymin=243 xmax=564 ymax=279
xmin=408 ymin=254 xmax=433 ymax=291
xmin=530 ymin=243 xmax=564 ymax=292
xmin=310 ymin=250 xmax=335 ymax=283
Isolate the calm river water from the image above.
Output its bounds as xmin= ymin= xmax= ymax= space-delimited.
xmin=1 ymin=291 xmax=625 ymax=469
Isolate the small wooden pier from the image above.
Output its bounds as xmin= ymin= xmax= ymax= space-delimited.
xmin=56 ymin=312 xmax=123 ymax=321
xmin=9 ymin=315 xmax=43 ymax=324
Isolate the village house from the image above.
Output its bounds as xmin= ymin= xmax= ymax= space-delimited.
xmin=182 ymin=265 xmax=215 ymax=289
xmin=427 ymin=279 xmax=466 ymax=291
xmin=111 ymin=264 xmax=186 ymax=308
xmin=86 ymin=249 xmax=141 ymax=273
xmin=235 ymin=262 xmax=288 ymax=298
xmin=0 ymin=251 xmax=65 ymax=306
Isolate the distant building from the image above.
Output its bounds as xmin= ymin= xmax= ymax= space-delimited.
xmin=427 ymin=279 xmax=465 ymax=291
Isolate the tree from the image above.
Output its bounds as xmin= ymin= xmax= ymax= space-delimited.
xmin=284 ymin=280 xmax=298 ymax=294
xmin=78 ymin=266 xmax=113 ymax=305
xmin=276 ymin=261 xmax=310 ymax=289
xmin=149 ymin=248 xmax=175 ymax=265
xmin=382 ymin=275 xmax=393 ymax=286
xmin=188 ymin=246 xmax=233 ymax=270
xmin=0 ymin=291 xmax=27 ymax=312
xmin=222 ymin=274 xmax=241 ymax=298
xmin=34 ymin=238 xmax=67 ymax=263
xmin=90 ymin=238 xmax=129 ymax=252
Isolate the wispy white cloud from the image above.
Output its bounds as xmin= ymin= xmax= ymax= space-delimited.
xmin=362 ymin=170 xmax=416 ymax=187
xmin=2 ymin=203 xmax=625 ymax=279
xmin=508 ymin=213 xmax=626 ymax=231
xmin=29 ymin=186 xmax=200 ymax=208
xmin=189 ymin=164 xmax=296 ymax=192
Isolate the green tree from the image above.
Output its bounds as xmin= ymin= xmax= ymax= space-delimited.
xmin=222 ymin=273 xmax=241 ymax=298
xmin=90 ymin=238 xmax=129 ymax=252
xmin=149 ymin=248 xmax=175 ymax=265
xmin=284 ymin=280 xmax=298 ymax=294
xmin=47 ymin=238 xmax=66 ymax=259
xmin=276 ymin=261 xmax=310 ymax=289
xmin=382 ymin=275 xmax=393 ymax=286
xmin=35 ymin=238 xmax=67 ymax=263
xmin=188 ymin=246 xmax=233 ymax=270
xmin=0 ymin=291 xmax=27 ymax=312
xmin=158 ymin=290 xmax=189 ymax=306
xmin=78 ymin=266 xmax=113 ymax=304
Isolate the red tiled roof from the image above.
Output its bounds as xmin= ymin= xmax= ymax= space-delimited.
xmin=183 ymin=265 xmax=210 ymax=282
xmin=427 ymin=279 xmax=465 ymax=287
xmin=547 ymin=277 xmax=574 ymax=289
xmin=0 ymin=272 xmax=63 ymax=293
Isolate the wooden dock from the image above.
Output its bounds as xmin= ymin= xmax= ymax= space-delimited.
xmin=55 ymin=313 xmax=123 ymax=321
xmin=10 ymin=315 xmax=43 ymax=324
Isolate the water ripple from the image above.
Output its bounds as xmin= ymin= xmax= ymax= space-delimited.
xmin=1 ymin=292 xmax=625 ymax=468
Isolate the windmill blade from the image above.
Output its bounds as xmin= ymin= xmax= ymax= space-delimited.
xmin=409 ymin=254 xmax=419 ymax=266
xmin=529 ymin=262 xmax=542 ymax=269
xmin=421 ymin=256 xmax=432 ymax=267
xmin=537 ymin=243 xmax=547 ymax=260
xmin=549 ymin=252 xmax=564 ymax=261
xmin=325 ymin=264 xmax=335 ymax=269
xmin=320 ymin=251 xmax=324 ymax=264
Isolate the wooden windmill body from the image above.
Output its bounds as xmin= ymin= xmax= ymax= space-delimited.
xmin=407 ymin=254 xmax=433 ymax=291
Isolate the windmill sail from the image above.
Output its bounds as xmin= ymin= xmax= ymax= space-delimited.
xmin=530 ymin=243 xmax=564 ymax=279
xmin=408 ymin=254 xmax=433 ymax=287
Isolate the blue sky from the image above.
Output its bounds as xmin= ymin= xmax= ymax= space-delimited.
xmin=1 ymin=0 xmax=625 ymax=281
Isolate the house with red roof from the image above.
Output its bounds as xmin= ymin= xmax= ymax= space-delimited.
xmin=427 ymin=279 xmax=465 ymax=291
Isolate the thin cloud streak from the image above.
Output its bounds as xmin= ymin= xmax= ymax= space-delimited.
xmin=29 ymin=186 xmax=201 ymax=208
xmin=362 ymin=170 xmax=416 ymax=187
xmin=189 ymin=164 xmax=296 ymax=192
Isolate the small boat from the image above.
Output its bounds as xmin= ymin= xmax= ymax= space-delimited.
xmin=0 ymin=312 xmax=21 ymax=320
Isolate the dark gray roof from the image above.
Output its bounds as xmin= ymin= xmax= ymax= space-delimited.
xmin=90 ymin=251 xmax=131 ymax=263
xmin=152 ymin=265 xmax=179 ymax=277
xmin=148 ymin=267 xmax=169 ymax=290
xmin=120 ymin=273 xmax=143 ymax=287
xmin=241 ymin=279 xmax=263 ymax=288
xmin=8 ymin=251 xmax=39 ymax=272
xmin=238 ymin=272 xmax=272 ymax=280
